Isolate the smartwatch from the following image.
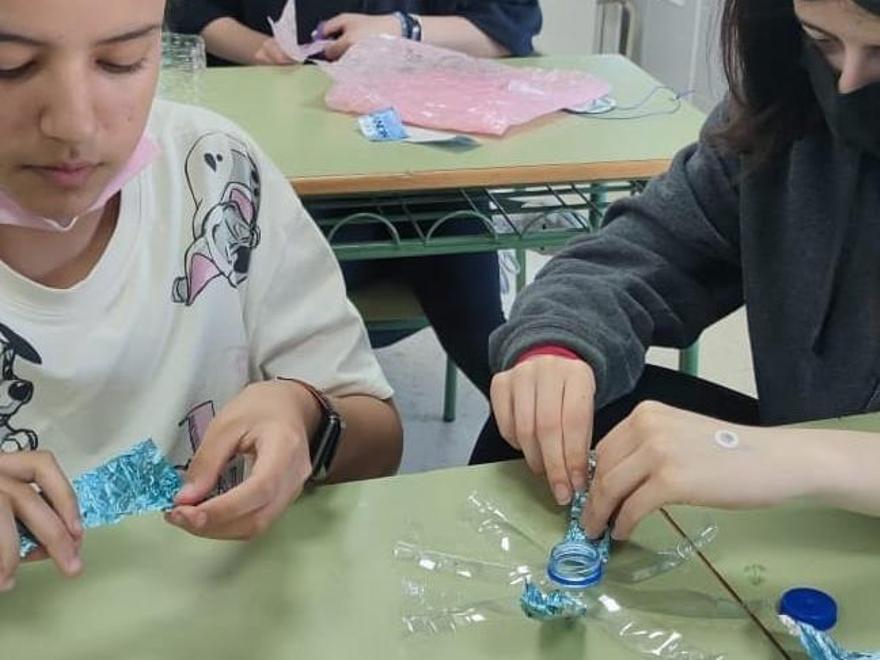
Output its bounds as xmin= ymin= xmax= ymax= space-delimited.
xmin=394 ymin=11 xmax=423 ymax=41
xmin=278 ymin=378 xmax=345 ymax=484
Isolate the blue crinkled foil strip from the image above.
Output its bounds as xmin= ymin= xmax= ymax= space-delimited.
xmin=562 ymin=490 xmax=611 ymax=561
xmin=19 ymin=440 xmax=182 ymax=557
xmin=783 ymin=617 xmax=880 ymax=660
xmin=520 ymin=581 xmax=588 ymax=620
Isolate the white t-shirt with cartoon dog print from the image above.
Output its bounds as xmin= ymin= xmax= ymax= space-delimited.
xmin=0 ymin=100 xmax=392 ymax=480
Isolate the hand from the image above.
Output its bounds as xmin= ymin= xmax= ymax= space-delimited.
xmin=0 ymin=451 xmax=82 ymax=591
xmin=321 ymin=13 xmax=402 ymax=61
xmin=253 ymin=37 xmax=296 ymax=65
xmin=583 ymin=402 xmax=812 ymax=540
xmin=490 ymin=356 xmax=596 ymax=506
xmin=166 ymin=380 xmax=321 ymax=540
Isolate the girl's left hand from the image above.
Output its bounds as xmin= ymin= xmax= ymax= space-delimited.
xmin=582 ymin=402 xmax=820 ymax=540
xmin=320 ymin=13 xmax=402 ymax=61
xmin=166 ymin=380 xmax=321 ymax=540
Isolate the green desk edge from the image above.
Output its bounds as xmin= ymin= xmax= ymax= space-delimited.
xmin=174 ymin=54 xmax=704 ymax=196
xmin=3 ymin=461 xmax=780 ymax=660
xmin=667 ymin=413 xmax=880 ymax=657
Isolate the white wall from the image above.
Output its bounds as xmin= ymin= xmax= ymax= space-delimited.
xmin=692 ymin=0 xmax=727 ymax=109
xmin=534 ymin=0 xmax=599 ymax=54
xmin=630 ymin=0 xmax=727 ymax=111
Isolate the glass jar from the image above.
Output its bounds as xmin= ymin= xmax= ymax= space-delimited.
xmin=158 ymin=32 xmax=207 ymax=104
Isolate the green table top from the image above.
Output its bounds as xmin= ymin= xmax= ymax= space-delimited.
xmin=666 ymin=413 xmax=880 ymax=657
xmin=2 ymin=462 xmax=779 ymax=660
xmin=174 ymin=55 xmax=705 ymax=196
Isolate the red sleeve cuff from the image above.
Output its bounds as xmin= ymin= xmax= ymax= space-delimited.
xmin=516 ymin=345 xmax=582 ymax=365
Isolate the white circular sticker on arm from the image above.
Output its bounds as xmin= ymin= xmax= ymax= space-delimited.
xmin=714 ymin=429 xmax=740 ymax=449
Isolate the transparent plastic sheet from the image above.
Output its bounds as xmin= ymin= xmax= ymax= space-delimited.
xmin=393 ymin=541 xmax=535 ymax=585
xmin=401 ymin=580 xmax=522 ymax=636
xmin=610 ymin=523 xmax=719 ymax=585
xmin=781 ymin=616 xmax=880 ymax=660
xmin=18 ymin=440 xmax=182 ymax=557
xmin=464 ymin=491 xmax=719 ymax=586
xmin=396 ymin=491 xmax=735 ymax=659
xmin=402 ymin=579 xmax=725 ymax=658
xmin=318 ymin=36 xmax=611 ymax=136
xmin=589 ymin=592 xmax=725 ymax=660
xmin=462 ymin=491 xmax=545 ymax=558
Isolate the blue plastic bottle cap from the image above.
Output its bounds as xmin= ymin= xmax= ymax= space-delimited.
xmin=547 ymin=541 xmax=603 ymax=589
xmin=778 ymin=588 xmax=838 ymax=631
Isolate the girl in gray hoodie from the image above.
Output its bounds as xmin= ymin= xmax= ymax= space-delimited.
xmin=481 ymin=0 xmax=880 ymax=541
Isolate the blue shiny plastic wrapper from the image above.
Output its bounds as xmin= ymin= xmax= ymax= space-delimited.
xmin=520 ymin=581 xmax=588 ymax=620
xmin=19 ymin=440 xmax=182 ymax=557
xmin=782 ymin=616 xmax=880 ymax=660
xmin=546 ymin=490 xmax=611 ymax=588
xmin=565 ymin=490 xmax=611 ymax=558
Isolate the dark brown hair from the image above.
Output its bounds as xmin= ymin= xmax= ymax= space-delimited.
xmin=716 ymin=0 xmax=822 ymax=161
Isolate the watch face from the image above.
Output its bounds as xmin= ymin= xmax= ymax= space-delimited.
xmin=310 ymin=414 xmax=344 ymax=483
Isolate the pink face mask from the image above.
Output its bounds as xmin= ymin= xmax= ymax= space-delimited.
xmin=0 ymin=135 xmax=161 ymax=233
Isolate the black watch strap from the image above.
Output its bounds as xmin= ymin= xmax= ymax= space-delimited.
xmin=277 ymin=378 xmax=345 ymax=484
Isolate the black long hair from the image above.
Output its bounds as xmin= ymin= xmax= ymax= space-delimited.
xmin=716 ymin=0 xmax=822 ymax=161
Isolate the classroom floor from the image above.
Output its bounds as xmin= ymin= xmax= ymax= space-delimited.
xmin=376 ymin=251 xmax=757 ymax=475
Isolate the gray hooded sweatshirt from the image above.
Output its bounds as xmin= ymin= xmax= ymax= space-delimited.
xmin=489 ymin=104 xmax=880 ymax=425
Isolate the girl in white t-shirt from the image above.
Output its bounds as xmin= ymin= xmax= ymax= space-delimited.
xmin=0 ymin=0 xmax=402 ymax=591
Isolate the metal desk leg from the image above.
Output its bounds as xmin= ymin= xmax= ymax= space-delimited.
xmin=442 ymin=357 xmax=458 ymax=422
xmin=678 ymin=341 xmax=700 ymax=377
xmin=589 ymin=183 xmax=608 ymax=230
xmin=516 ymin=248 xmax=527 ymax=293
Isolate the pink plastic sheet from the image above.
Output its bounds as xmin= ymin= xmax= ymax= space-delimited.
xmin=319 ymin=36 xmax=611 ymax=136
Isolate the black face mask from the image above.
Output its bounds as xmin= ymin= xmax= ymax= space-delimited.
xmin=854 ymin=0 xmax=880 ymax=14
xmin=802 ymin=42 xmax=880 ymax=159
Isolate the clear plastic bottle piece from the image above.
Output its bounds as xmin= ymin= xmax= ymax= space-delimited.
xmin=396 ymin=485 xmax=731 ymax=659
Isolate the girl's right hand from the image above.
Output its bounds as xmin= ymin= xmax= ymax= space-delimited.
xmin=490 ymin=356 xmax=597 ymax=506
xmin=0 ymin=451 xmax=82 ymax=591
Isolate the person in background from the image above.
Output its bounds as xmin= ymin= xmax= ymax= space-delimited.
xmin=167 ymin=0 xmax=543 ymax=403
xmin=168 ymin=0 xmax=540 ymax=64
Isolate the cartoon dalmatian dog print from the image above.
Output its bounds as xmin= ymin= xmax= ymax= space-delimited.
xmin=0 ymin=323 xmax=41 ymax=453
xmin=176 ymin=401 xmax=243 ymax=493
xmin=173 ymin=133 xmax=262 ymax=306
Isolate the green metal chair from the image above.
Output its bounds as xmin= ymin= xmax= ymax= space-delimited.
xmin=348 ymin=280 xmax=459 ymax=422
